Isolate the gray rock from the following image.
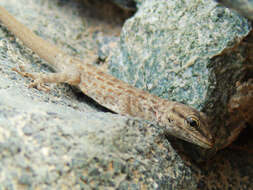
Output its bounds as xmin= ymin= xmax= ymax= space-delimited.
xmin=108 ymin=0 xmax=253 ymax=188
xmin=215 ymin=0 xmax=253 ymax=20
xmin=0 ymin=0 xmax=197 ymax=189
xmin=0 ymin=89 xmax=196 ymax=189
xmin=1 ymin=0 xmax=252 ymax=189
xmin=108 ymin=0 xmax=252 ymax=150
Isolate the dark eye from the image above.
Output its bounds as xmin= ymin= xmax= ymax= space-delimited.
xmin=167 ymin=117 xmax=173 ymax=123
xmin=186 ymin=116 xmax=200 ymax=128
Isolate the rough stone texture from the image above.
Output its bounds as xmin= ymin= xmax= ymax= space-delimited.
xmin=107 ymin=0 xmax=253 ymax=189
xmin=0 ymin=0 xmax=253 ymax=189
xmin=0 ymin=89 xmax=195 ymax=189
xmin=216 ymin=0 xmax=253 ymax=20
xmin=108 ymin=0 xmax=252 ymax=150
xmin=0 ymin=0 xmax=196 ymax=189
xmin=228 ymin=79 xmax=253 ymax=126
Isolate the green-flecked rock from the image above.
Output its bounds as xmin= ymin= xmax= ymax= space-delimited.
xmin=108 ymin=0 xmax=252 ymax=150
xmin=216 ymin=0 xmax=253 ymax=20
xmin=0 ymin=0 xmax=197 ymax=189
xmin=1 ymin=0 xmax=252 ymax=189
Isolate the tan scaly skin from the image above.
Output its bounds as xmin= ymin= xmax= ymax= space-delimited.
xmin=0 ymin=6 xmax=213 ymax=149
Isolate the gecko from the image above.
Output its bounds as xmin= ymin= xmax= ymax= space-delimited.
xmin=0 ymin=5 xmax=213 ymax=149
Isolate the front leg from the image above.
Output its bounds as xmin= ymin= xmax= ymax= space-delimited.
xmin=13 ymin=65 xmax=81 ymax=91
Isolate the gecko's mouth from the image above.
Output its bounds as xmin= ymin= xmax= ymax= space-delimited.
xmin=175 ymin=123 xmax=214 ymax=149
xmin=202 ymin=139 xmax=214 ymax=149
xmin=194 ymin=135 xmax=214 ymax=149
xmin=179 ymin=125 xmax=214 ymax=149
xmin=165 ymin=125 xmax=214 ymax=149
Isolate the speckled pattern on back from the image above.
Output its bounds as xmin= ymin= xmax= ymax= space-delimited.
xmin=0 ymin=0 xmax=252 ymax=189
xmin=108 ymin=0 xmax=252 ymax=150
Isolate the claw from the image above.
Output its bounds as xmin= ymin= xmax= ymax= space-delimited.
xmin=12 ymin=67 xmax=51 ymax=92
xmin=28 ymin=81 xmax=50 ymax=92
xmin=12 ymin=67 xmax=29 ymax=78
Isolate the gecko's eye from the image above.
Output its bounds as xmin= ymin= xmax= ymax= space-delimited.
xmin=186 ymin=116 xmax=200 ymax=128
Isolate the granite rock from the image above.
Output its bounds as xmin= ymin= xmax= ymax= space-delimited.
xmin=216 ymin=0 xmax=253 ymax=20
xmin=0 ymin=0 xmax=252 ymax=189
xmin=0 ymin=0 xmax=196 ymax=189
xmin=108 ymin=0 xmax=253 ymax=188
xmin=108 ymin=0 xmax=252 ymax=150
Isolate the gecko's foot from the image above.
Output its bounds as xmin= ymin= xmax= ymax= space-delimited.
xmin=12 ymin=67 xmax=50 ymax=92
xmin=28 ymin=80 xmax=50 ymax=92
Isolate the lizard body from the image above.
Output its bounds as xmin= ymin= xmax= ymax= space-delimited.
xmin=0 ymin=6 xmax=213 ymax=148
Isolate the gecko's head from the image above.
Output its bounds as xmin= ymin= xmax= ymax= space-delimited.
xmin=161 ymin=102 xmax=214 ymax=149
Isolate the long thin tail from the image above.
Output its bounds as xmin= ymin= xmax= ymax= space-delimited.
xmin=0 ymin=6 xmax=64 ymax=71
